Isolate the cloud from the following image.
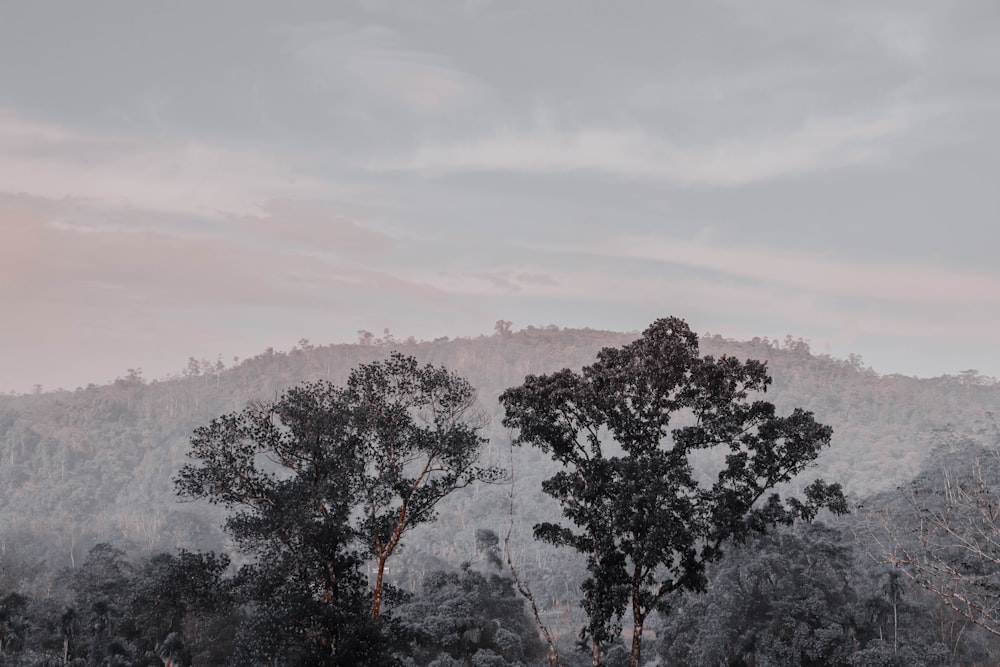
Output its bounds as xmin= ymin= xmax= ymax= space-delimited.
xmin=395 ymin=233 xmax=1000 ymax=359
xmin=413 ymin=264 xmax=811 ymax=317
xmin=0 ymin=206 xmax=47 ymax=284
xmin=587 ymin=236 xmax=1000 ymax=307
xmin=0 ymin=191 xmax=467 ymax=392
xmin=371 ymin=106 xmax=914 ymax=186
xmin=288 ymin=23 xmax=488 ymax=115
xmin=0 ymin=196 xmax=444 ymax=340
xmin=839 ymin=4 xmax=936 ymax=64
xmin=234 ymin=199 xmax=395 ymax=256
xmin=0 ymin=108 xmax=333 ymax=218
xmin=515 ymin=272 xmax=558 ymax=286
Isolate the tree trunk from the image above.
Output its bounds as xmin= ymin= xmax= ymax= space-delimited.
xmin=370 ymin=454 xmax=436 ymax=622
xmin=372 ymin=553 xmax=389 ymax=621
xmin=630 ymin=613 xmax=645 ymax=667
xmin=893 ymin=602 xmax=898 ymax=654
xmin=629 ymin=559 xmax=646 ymax=667
xmin=592 ymin=636 xmax=601 ymax=667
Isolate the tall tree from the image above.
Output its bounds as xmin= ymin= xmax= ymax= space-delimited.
xmin=176 ymin=353 xmax=499 ymax=664
xmin=179 ymin=378 xmax=368 ymax=663
xmin=346 ymin=353 xmax=503 ymax=622
xmin=501 ymin=317 xmax=846 ymax=667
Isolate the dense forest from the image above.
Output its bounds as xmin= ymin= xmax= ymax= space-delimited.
xmin=1 ymin=321 xmax=999 ymax=665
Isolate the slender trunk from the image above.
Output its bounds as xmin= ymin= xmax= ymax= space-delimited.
xmin=504 ymin=443 xmax=563 ymax=667
xmin=630 ymin=611 xmax=646 ymax=667
xmin=629 ymin=557 xmax=646 ymax=667
xmin=893 ymin=602 xmax=898 ymax=654
xmin=592 ymin=636 xmax=601 ymax=667
xmin=370 ymin=455 xmax=436 ymax=622
xmin=372 ymin=553 xmax=389 ymax=621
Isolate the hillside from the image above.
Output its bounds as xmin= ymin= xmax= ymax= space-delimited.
xmin=0 ymin=325 xmax=996 ymax=583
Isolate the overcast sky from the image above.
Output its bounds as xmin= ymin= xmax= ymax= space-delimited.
xmin=2 ymin=0 xmax=999 ymax=393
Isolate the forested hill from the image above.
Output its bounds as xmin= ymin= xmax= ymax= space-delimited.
xmin=0 ymin=325 xmax=997 ymax=571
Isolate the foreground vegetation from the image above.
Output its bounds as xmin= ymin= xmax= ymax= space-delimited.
xmin=1 ymin=320 xmax=999 ymax=664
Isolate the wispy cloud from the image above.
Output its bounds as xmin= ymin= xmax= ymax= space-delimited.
xmin=234 ymin=199 xmax=395 ymax=256
xmin=0 ymin=108 xmax=333 ymax=218
xmin=0 ymin=195 xmax=449 ymax=345
xmin=398 ymin=248 xmax=1000 ymax=354
xmin=586 ymin=236 xmax=1000 ymax=306
xmin=288 ymin=23 xmax=489 ymax=115
xmin=371 ymin=106 xmax=915 ymax=186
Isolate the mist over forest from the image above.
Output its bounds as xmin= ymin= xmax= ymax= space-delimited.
xmin=1 ymin=322 xmax=998 ymax=665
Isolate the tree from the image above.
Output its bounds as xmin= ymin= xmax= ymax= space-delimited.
xmin=176 ymin=353 xmax=499 ymax=663
xmin=177 ymin=377 xmax=375 ymax=663
xmin=500 ymin=317 xmax=845 ymax=667
xmin=881 ymin=570 xmax=904 ymax=655
xmin=659 ymin=523 xmax=858 ymax=667
xmin=61 ymin=608 xmax=77 ymax=664
xmin=869 ymin=427 xmax=1000 ymax=638
xmin=397 ymin=554 xmax=546 ymax=666
xmin=347 ymin=353 xmax=503 ymax=622
xmin=128 ymin=550 xmax=232 ymax=656
xmin=65 ymin=543 xmax=134 ymax=665
xmin=158 ymin=632 xmax=191 ymax=667
xmin=658 ymin=524 xmax=955 ymax=667
xmin=0 ymin=593 xmax=28 ymax=658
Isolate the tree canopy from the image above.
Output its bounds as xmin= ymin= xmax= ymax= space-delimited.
xmin=501 ymin=317 xmax=846 ymax=667
xmin=868 ymin=424 xmax=1000 ymax=639
xmin=176 ymin=352 xmax=501 ymax=664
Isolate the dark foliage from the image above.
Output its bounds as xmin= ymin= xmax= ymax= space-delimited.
xmin=397 ymin=556 xmax=546 ymax=666
xmin=175 ymin=353 xmax=499 ymax=664
xmin=501 ymin=317 xmax=846 ymax=666
xmin=1 ymin=325 xmax=999 ymax=664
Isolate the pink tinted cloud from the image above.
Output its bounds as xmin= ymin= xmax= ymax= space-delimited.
xmin=0 ymin=196 xmax=450 ymax=391
xmin=0 ymin=207 xmax=47 ymax=285
xmin=0 ymin=108 xmax=333 ymax=218
xmin=0 ymin=196 xmax=441 ymax=339
xmin=236 ymin=199 xmax=395 ymax=255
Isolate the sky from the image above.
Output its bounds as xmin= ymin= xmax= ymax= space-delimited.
xmin=2 ymin=0 xmax=999 ymax=393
